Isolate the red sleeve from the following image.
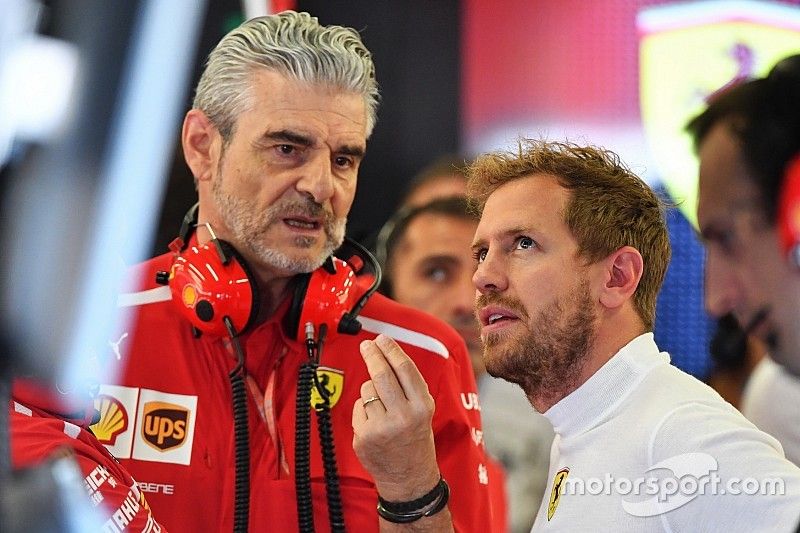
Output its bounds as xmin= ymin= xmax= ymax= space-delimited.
xmin=428 ymin=340 xmax=497 ymax=532
xmin=11 ymin=405 xmax=166 ymax=532
xmin=73 ymin=451 xmax=165 ymax=533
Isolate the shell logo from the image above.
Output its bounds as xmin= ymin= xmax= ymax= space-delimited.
xmin=182 ymin=285 xmax=197 ymax=307
xmin=90 ymin=395 xmax=129 ymax=446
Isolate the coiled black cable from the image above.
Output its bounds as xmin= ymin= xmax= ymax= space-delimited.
xmin=224 ymin=317 xmax=250 ymax=533
xmin=315 ymin=403 xmax=345 ymax=532
xmin=295 ymin=361 xmax=316 ymax=533
xmin=309 ymin=325 xmax=345 ymax=532
xmin=295 ymin=323 xmax=347 ymax=533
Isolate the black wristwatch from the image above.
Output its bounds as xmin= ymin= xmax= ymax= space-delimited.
xmin=376 ymin=477 xmax=450 ymax=524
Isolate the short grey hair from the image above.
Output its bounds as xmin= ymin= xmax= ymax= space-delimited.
xmin=193 ymin=11 xmax=379 ymax=141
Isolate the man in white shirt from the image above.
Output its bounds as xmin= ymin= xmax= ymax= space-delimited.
xmin=351 ymin=139 xmax=800 ymax=532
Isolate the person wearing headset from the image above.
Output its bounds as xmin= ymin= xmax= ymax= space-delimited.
xmin=98 ymin=12 xmax=490 ymax=533
xmin=690 ymin=54 xmax=800 ymax=467
xmin=353 ymin=139 xmax=800 ymax=531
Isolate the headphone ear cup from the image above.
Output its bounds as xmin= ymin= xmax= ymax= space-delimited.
xmin=779 ymin=154 xmax=800 ymax=268
xmin=162 ymin=238 xmax=259 ymax=337
xmin=285 ymin=256 xmax=367 ymax=343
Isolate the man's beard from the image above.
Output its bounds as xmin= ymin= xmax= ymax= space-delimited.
xmin=478 ymin=279 xmax=596 ymax=408
xmin=212 ymin=177 xmax=346 ymax=274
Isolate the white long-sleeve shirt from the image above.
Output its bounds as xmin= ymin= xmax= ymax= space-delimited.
xmin=533 ymin=333 xmax=800 ymax=532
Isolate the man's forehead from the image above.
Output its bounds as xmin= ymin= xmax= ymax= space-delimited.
xmin=404 ymin=213 xmax=477 ymax=246
xmin=477 ymin=182 xmax=561 ymax=227
xmin=697 ymin=166 xmax=762 ymax=222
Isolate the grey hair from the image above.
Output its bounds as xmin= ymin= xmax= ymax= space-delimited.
xmin=193 ymin=11 xmax=379 ymax=141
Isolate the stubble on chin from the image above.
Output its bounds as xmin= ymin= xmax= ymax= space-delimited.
xmin=483 ymin=283 xmax=595 ymax=411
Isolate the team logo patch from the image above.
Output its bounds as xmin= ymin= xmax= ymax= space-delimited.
xmin=91 ymin=395 xmax=129 ymax=446
xmin=95 ymin=385 xmax=139 ymax=459
xmin=141 ymin=401 xmax=190 ymax=451
xmin=182 ymin=284 xmax=197 ymax=307
xmin=310 ymin=367 xmax=344 ymax=409
xmin=637 ymin=2 xmax=800 ymax=228
xmin=547 ymin=467 xmax=569 ymax=521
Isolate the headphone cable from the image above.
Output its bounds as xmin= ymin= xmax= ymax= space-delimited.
xmin=224 ymin=317 xmax=250 ymax=533
xmin=341 ymin=237 xmax=382 ymax=323
xmin=295 ymin=323 xmax=346 ymax=533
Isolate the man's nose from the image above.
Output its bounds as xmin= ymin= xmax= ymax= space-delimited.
xmin=704 ymin=253 xmax=742 ymax=318
xmin=296 ymin=152 xmax=335 ymax=204
xmin=473 ymin=250 xmax=507 ymax=294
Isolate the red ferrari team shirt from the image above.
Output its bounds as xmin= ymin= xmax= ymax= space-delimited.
xmin=95 ymin=253 xmax=496 ymax=532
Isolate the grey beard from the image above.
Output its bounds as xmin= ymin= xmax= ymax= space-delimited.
xmin=246 ymin=224 xmax=346 ymax=273
xmin=212 ymin=178 xmax=347 ymax=274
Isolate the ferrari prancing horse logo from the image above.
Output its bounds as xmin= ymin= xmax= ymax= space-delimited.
xmin=548 ymin=467 xmax=570 ymax=521
xmin=310 ymin=367 xmax=344 ymax=409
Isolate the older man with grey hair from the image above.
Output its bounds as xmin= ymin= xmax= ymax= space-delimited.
xmin=99 ymin=11 xmax=493 ymax=533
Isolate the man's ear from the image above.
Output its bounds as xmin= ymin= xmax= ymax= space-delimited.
xmin=182 ymin=109 xmax=220 ymax=184
xmin=598 ymin=246 xmax=644 ymax=310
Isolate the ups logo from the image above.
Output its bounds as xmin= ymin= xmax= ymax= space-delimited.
xmin=142 ymin=401 xmax=190 ymax=451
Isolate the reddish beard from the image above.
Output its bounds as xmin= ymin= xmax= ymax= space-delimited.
xmin=480 ymin=280 xmax=596 ymax=410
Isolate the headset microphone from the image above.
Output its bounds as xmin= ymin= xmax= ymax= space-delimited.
xmin=709 ymin=308 xmax=769 ymax=370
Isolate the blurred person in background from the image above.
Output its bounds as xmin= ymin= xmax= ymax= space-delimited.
xmin=102 ymin=11 xmax=492 ymax=532
xmin=400 ymin=155 xmax=470 ymax=208
xmin=370 ymin=155 xmax=469 ymax=255
xmin=689 ymin=53 xmax=800 ymax=466
xmin=378 ymin=195 xmax=553 ymax=533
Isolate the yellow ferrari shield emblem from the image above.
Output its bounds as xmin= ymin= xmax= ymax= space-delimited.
xmin=637 ymin=2 xmax=800 ymax=228
xmin=310 ymin=367 xmax=344 ymax=410
xmin=547 ymin=468 xmax=569 ymax=521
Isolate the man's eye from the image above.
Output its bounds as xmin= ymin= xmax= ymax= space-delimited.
xmin=705 ymin=227 xmax=737 ymax=256
xmin=277 ymin=144 xmax=295 ymax=155
xmin=472 ymin=249 xmax=488 ymax=263
xmin=334 ymin=156 xmax=354 ymax=169
xmin=516 ymin=236 xmax=535 ymax=250
xmin=425 ymin=267 xmax=448 ymax=283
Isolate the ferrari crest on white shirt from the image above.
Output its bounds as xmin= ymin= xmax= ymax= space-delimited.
xmin=548 ymin=467 xmax=570 ymax=521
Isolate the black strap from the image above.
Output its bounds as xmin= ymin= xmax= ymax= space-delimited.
xmin=376 ymin=477 xmax=449 ymax=524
